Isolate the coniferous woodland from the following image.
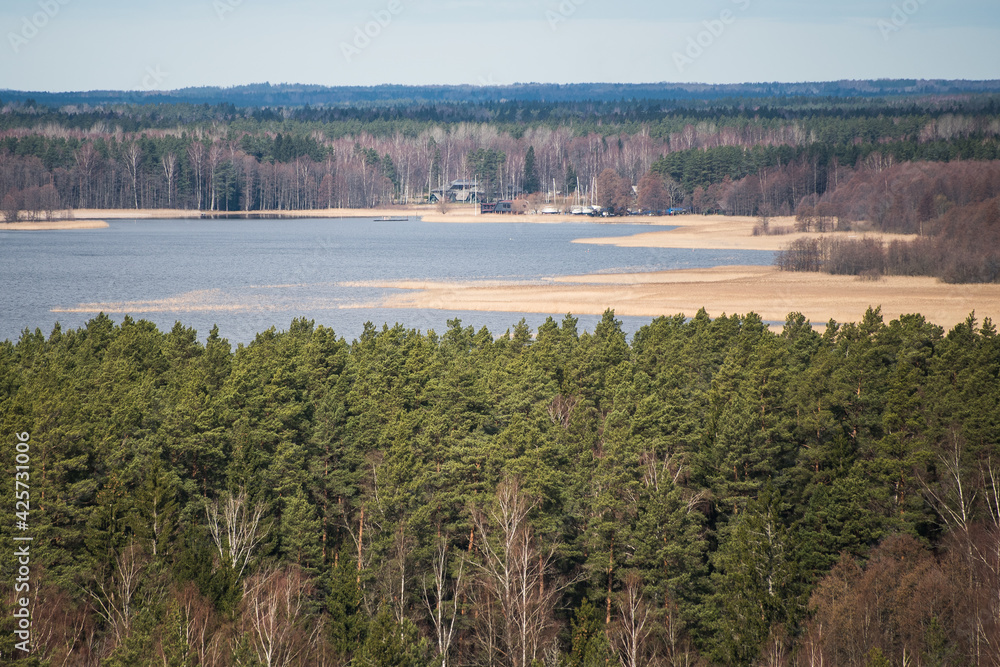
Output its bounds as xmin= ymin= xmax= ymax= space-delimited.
xmin=2 ymin=308 xmax=1000 ymax=666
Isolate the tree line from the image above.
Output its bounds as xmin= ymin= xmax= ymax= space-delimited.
xmin=1 ymin=308 xmax=998 ymax=665
xmin=2 ymin=96 xmax=1000 ymax=218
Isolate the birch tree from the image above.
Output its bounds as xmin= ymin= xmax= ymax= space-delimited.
xmin=205 ymin=489 xmax=269 ymax=578
xmin=472 ymin=477 xmax=560 ymax=667
xmin=161 ymin=152 xmax=176 ymax=208
xmin=123 ymin=142 xmax=142 ymax=209
xmin=422 ymin=537 xmax=466 ymax=667
xmin=241 ymin=565 xmax=317 ymax=667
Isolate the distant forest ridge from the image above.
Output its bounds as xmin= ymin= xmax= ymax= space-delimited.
xmin=4 ymin=79 xmax=1000 ymax=108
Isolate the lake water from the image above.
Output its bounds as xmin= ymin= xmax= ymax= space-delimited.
xmin=0 ymin=218 xmax=774 ymax=344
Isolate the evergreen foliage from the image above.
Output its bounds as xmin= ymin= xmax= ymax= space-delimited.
xmin=0 ymin=310 xmax=997 ymax=664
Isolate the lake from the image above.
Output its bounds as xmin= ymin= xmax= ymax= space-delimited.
xmin=0 ymin=218 xmax=774 ymax=344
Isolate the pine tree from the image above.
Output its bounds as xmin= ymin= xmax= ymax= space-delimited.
xmin=327 ymin=555 xmax=369 ymax=660
xmin=563 ymin=598 xmax=614 ymax=667
xmin=352 ymin=604 xmax=432 ymax=667
xmin=565 ymin=163 xmax=578 ymax=194
xmin=710 ymin=484 xmax=800 ymax=666
xmin=130 ymin=462 xmax=179 ymax=561
xmin=279 ymin=487 xmax=323 ymax=574
xmin=523 ymin=146 xmax=540 ymax=194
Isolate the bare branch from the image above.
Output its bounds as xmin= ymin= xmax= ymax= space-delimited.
xmin=205 ymin=490 xmax=270 ymax=578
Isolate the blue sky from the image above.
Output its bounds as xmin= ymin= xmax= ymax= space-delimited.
xmin=1 ymin=0 xmax=998 ymax=91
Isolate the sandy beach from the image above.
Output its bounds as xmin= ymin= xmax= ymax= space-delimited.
xmin=1 ymin=220 xmax=109 ymax=230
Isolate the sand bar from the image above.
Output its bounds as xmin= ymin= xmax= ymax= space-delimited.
xmin=378 ymin=266 xmax=1000 ymax=330
xmin=1 ymin=220 xmax=109 ymax=230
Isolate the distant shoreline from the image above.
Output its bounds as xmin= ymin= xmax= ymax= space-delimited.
xmin=63 ymin=206 xmax=649 ymax=224
xmin=69 ymin=207 xmax=422 ymax=221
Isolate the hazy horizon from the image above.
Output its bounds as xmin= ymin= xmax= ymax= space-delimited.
xmin=7 ymin=78 xmax=1000 ymax=96
xmin=2 ymin=0 xmax=998 ymax=93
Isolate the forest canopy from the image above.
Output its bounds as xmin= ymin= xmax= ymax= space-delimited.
xmin=1 ymin=309 xmax=998 ymax=665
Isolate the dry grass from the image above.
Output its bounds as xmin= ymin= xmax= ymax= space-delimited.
xmin=376 ymin=265 xmax=1000 ymax=330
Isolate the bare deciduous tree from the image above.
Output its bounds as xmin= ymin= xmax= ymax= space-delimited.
xmin=208 ymin=143 xmax=223 ymax=211
xmin=472 ymin=477 xmax=562 ymax=667
xmin=422 ymin=536 xmax=466 ymax=667
xmin=205 ymin=489 xmax=269 ymax=577
xmin=156 ymin=583 xmax=223 ymax=667
xmin=25 ymin=580 xmax=95 ymax=666
xmin=387 ymin=525 xmax=414 ymax=627
xmin=637 ymin=172 xmax=669 ymax=213
xmin=241 ymin=565 xmax=317 ymax=667
xmin=74 ymin=142 xmax=97 ymax=208
xmin=611 ymin=571 xmax=654 ymax=667
xmin=87 ymin=542 xmax=153 ymax=653
xmin=161 ymin=152 xmax=177 ymax=208
xmin=187 ymin=142 xmax=206 ymax=210
xmin=123 ymin=142 xmax=142 ymax=209
xmin=2 ymin=191 xmax=20 ymax=222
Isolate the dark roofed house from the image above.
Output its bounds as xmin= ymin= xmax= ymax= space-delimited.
xmin=430 ymin=179 xmax=482 ymax=203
